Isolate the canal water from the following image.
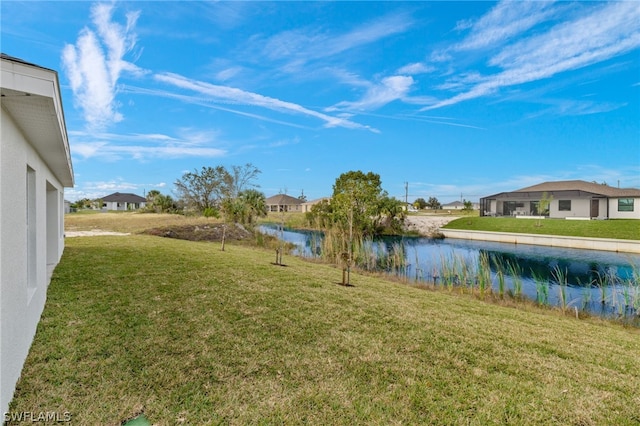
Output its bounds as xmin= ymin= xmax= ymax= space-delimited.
xmin=259 ymin=225 xmax=640 ymax=320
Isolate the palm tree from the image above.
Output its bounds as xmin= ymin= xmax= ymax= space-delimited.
xmin=239 ymin=189 xmax=267 ymax=225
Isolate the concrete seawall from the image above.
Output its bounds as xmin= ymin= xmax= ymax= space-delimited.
xmin=440 ymin=229 xmax=640 ymax=254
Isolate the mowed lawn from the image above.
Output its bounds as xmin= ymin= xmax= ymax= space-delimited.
xmin=9 ymin=234 xmax=640 ymax=425
xmin=443 ymin=216 xmax=640 ymax=240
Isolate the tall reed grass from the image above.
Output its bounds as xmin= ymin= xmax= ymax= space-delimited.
xmin=552 ymin=265 xmax=569 ymax=312
xmin=532 ymin=271 xmax=549 ymax=306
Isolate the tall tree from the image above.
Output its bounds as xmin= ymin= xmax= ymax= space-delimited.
xmin=174 ymin=166 xmax=232 ymax=213
xmin=332 ymin=170 xmax=386 ymax=236
xmin=426 ymin=197 xmax=441 ymax=210
xmin=230 ymin=163 xmax=261 ymax=198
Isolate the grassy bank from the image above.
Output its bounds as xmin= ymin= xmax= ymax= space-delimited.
xmin=8 ymin=235 xmax=640 ymax=424
xmin=443 ymin=216 xmax=640 ymax=240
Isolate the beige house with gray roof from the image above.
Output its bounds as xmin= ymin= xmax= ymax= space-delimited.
xmin=480 ymin=180 xmax=640 ymax=220
xmin=266 ymin=194 xmax=303 ymax=212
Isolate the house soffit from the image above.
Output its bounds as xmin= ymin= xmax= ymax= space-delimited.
xmin=1 ymin=61 xmax=74 ymax=187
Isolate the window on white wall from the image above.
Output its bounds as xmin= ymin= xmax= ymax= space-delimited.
xmin=558 ymin=200 xmax=571 ymax=211
xmin=618 ymin=199 xmax=634 ymax=212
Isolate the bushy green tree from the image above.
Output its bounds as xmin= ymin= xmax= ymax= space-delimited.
xmin=308 ymin=171 xmax=405 ymax=236
xmin=72 ymin=198 xmax=92 ymax=209
xmin=413 ymin=197 xmax=427 ymax=210
xmin=174 ymin=164 xmax=263 ymax=223
xmin=145 ymin=190 xmax=176 ymax=213
xmin=223 ymin=188 xmax=267 ymax=225
xmin=377 ymin=196 xmax=406 ymax=234
xmin=426 ymin=197 xmax=442 ymax=210
xmin=174 ymin=166 xmax=232 ymax=213
xmin=332 ymin=170 xmax=386 ymax=236
xmin=306 ymin=199 xmax=333 ymax=229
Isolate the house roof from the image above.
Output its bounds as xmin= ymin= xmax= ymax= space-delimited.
xmin=1 ymin=53 xmax=74 ymax=187
xmin=102 ymin=192 xmax=147 ymax=203
xmin=483 ymin=180 xmax=640 ymax=199
xmin=265 ymin=194 xmax=303 ymax=205
xmin=303 ymin=197 xmax=331 ymax=205
xmin=443 ymin=201 xmax=464 ymax=207
xmin=514 ymin=180 xmax=640 ymax=197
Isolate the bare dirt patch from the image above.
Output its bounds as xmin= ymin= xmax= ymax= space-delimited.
xmin=143 ymin=223 xmax=253 ymax=242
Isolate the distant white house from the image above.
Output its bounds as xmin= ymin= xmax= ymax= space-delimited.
xmin=1 ymin=54 xmax=74 ymax=414
xmin=480 ymin=180 xmax=640 ymax=219
xmin=442 ymin=201 xmax=479 ymax=211
xmin=442 ymin=201 xmax=465 ymax=210
xmin=101 ymin=192 xmax=147 ymax=211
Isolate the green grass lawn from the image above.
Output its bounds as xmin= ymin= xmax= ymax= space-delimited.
xmin=8 ymin=235 xmax=640 ymax=425
xmin=443 ymin=216 xmax=640 ymax=240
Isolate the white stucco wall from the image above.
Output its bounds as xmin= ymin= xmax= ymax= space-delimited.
xmin=549 ymin=198 xmax=591 ymax=219
xmin=608 ymin=198 xmax=640 ymax=220
xmin=1 ymin=110 xmax=67 ymax=414
xmin=1 ymin=55 xmax=72 ymax=414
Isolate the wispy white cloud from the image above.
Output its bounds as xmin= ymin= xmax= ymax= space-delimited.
xmin=328 ymin=75 xmax=415 ymax=111
xmin=424 ymin=1 xmax=640 ymax=111
xmin=525 ymin=99 xmax=626 ymax=119
xmin=215 ymin=66 xmax=244 ymax=82
xmin=154 ymin=72 xmax=378 ymax=132
xmin=123 ymin=84 xmax=313 ymax=130
xmin=62 ymin=2 xmax=146 ymax=129
xmin=397 ymin=62 xmax=435 ymax=75
xmin=455 ymin=1 xmax=557 ymax=51
xmin=70 ymin=129 xmax=226 ymax=161
xmin=262 ymin=12 xmax=413 ymax=66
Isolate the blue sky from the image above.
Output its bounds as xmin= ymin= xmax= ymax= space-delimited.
xmin=2 ymin=1 xmax=639 ymax=203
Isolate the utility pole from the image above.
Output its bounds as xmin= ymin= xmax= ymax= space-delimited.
xmin=405 ymin=182 xmax=409 ymax=205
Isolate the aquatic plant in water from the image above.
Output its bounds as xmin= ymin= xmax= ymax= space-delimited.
xmin=532 ymin=270 xmax=549 ymax=306
xmin=552 ymin=266 xmax=569 ymax=312
xmin=507 ymin=261 xmax=523 ymax=298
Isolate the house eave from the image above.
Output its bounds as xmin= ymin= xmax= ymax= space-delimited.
xmin=1 ymin=55 xmax=74 ymax=187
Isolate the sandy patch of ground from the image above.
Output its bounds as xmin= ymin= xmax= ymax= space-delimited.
xmin=404 ymin=215 xmax=460 ymax=236
xmin=65 ymin=230 xmax=130 ymax=237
